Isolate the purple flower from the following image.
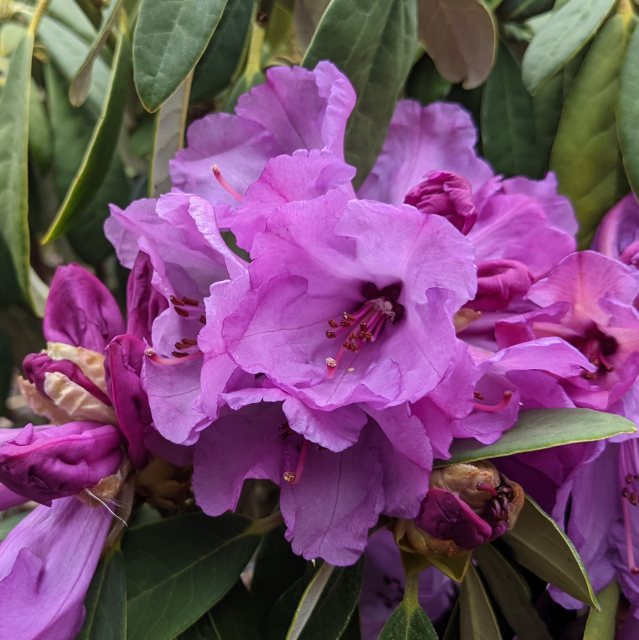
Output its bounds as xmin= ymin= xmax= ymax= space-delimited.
xmin=593 ymin=193 xmax=639 ymax=269
xmin=0 ymin=422 xmax=122 ymax=506
xmin=202 ymin=193 xmax=476 ymax=434
xmin=169 ymin=62 xmax=355 ymax=214
xmin=0 ymin=497 xmax=111 ymax=639
xmin=496 ymin=251 xmax=639 ymax=410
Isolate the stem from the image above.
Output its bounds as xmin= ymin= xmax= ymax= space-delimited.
xmin=403 ymin=569 xmax=420 ymax=608
xmin=27 ymin=0 xmax=49 ymax=36
xmin=246 ymin=511 xmax=284 ymax=536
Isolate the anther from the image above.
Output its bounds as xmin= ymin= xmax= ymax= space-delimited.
xmin=212 ymin=165 xmax=242 ymax=202
xmin=170 ymin=295 xmax=185 ymax=306
xmin=172 ymin=351 xmax=189 ymax=358
xmin=181 ymin=296 xmax=200 ymax=306
xmin=174 ymin=307 xmax=189 ymax=317
xmin=328 ymin=319 xmax=338 ymax=328
xmin=181 ymin=338 xmax=198 ymax=346
xmin=326 ymin=330 xmax=336 ymax=338
xmin=326 ymin=357 xmax=337 ymax=369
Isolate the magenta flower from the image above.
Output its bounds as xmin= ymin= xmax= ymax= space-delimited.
xmin=0 ymin=497 xmax=111 ymax=640
xmin=593 ymin=193 xmax=639 ymax=269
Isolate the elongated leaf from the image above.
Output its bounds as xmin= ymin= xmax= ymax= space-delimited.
xmin=481 ymin=44 xmax=544 ymax=178
xmin=191 ymin=0 xmax=253 ymax=103
xmin=475 ymin=544 xmax=552 ymax=640
xmin=618 ymin=25 xmax=639 ymax=194
xmin=379 ymin=602 xmax=438 ymax=640
xmin=42 ymin=22 xmax=131 ymax=244
xmin=38 ymin=15 xmax=109 ymax=117
xmin=70 ymin=0 xmax=124 ymax=107
xmin=459 ymin=564 xmax=502 ymax=640
xmin=133 ymin=0 xmax=227 ymax=112
xmin=502 ymin=496 xmax=598 ymax=607
xmin=584 ymin=580 xmax=620 ymax=640
xmin=286 ymin=560 xmax=364 ymax=640
xmin=521 ymin=0 xmax=615 ymax=92
xmin=0 ymin=34 xmax=33 ymax=307
xmin=148 ymin=74 xmax=192 ymax=197
xmin=418 ymin=0 xmax=497 ymax=89
xmin=123 ymin=513 xmax=260 ymax=640
xmin=550 ymin=12 xmax=631 ymax=244
xmin=48 ymin=0 xmax=97 ymax=42
xmin=499 ymin=0 xmax=554 ymax=20
xmin=178 ymin=582 xmax=261 ymax=640
xmin=28 ymin=79 xmax=52 ymax=170
xmin=269 ymin=570 xmax=315 ymax=640
xmin=303 ymin=0 xmax=417 ymax=184
xmin=442 ymin=408 xmax=635 ymax=466
xmin=78 ymin=549 xmax=127 ymax=640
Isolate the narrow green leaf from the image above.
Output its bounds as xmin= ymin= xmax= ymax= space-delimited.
xmin=78 ymin=549 xmax=127 ymax=640
xmin=418 ymin=0 xmax=497 ymax=89
xmin=191 ymin=0 xmax=253 ymax=103
xmin=123 ymin=513 xmax=259 ymax=640
xmin=378 ymin=602 xmax=438 ymax=640
xmin=303 ymin=0 xmax=417 ymax=184
xmin=618 ymin=24 xmax=639 ymax=194
xmin=481 ymin=44 xmax=544 ymax=178
xmin=269 ymin=570 xmax=315 ymax=640
xmin=42 ymin=21 xmax=131 ymax=244
xmin=502 ymin=496 xmax=598 ymax=608
xmin=286 ymin=559 xmax=364 ymax=640
xmin=499 ymin=0 xmax=554 ymax=20
xmin=475 ymin=544 xmax=552 ymax=640
xmin=178 ymin=582 xmax=261 ymax=640
xmin=584 ymin=580 xmax=620 ymax=640
xmin=459 ymin=564 xmax=503 ymax=640
xmin=69 ymin=0 xmax=124 ymax=107
xmin=28 ymin=79 xmax=52 ymax=170
xmin=0 ymin=34 xmax=34 ymax=307
xmin=38 ymin=15 xmax=110 ymax=117
xmin=442 ymin=408 xmax=636 ymax=466
xmin=133 ymin=0 xmax=228 ymax=112
xmin=148 ymin=74 xmax=192 ymax=197
xmin=550 ymin=12 xmax=631 ymax=244
xmin=48 ymin=0 xmax=98 ymax=41
xmin=521 ymin=0 xmax=615 ymax=93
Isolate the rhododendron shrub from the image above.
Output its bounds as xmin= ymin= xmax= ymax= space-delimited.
xmin=2 ymin=1 xmax=639 ymax=638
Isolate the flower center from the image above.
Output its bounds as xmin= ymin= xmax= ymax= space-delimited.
xmin=571 ymin=326 xmax=619 ymax=379
xmin=619 ymin=441 xmax=639 ymax=574
xmin=324 ymin=282 xmax=404 ymax=378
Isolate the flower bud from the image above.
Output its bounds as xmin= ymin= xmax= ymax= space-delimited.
xmin=0 ymin=422 xmax=122 ymax=506
xmin=416 ymin=461 xmax=524 ymax=554
xmin=19 ymin=343 xmax=115 ymax=425
xmin=404 ymin=170 xmax=477 ymax=234
xmin=468 ymin=259 xmax=533 ymax=312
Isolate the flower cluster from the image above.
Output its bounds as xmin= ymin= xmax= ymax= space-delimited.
xmin=2 ymin=61 xmax=639 ymax=637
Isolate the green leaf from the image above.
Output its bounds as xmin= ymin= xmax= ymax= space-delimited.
xmin=303 ymin=0 xmax=417 ymax=184
xmin=459 ymin=564 xmax=503 ymax=640
xmin=191 ymin=0 xmax=253 ymax=103
xmin=268 ymin=569 xmax=315 ymax=640
xmin=48 ymin=0 xmax=98 ymax=42
xmin=378 ymin=602 xmax=438 ymax=640
xmin=0 ymin=34 xmax=34 ymax=307
xmin=44 ymin=63 xmax=129 ymax=265
xmin=123 ymin=513 xmax=260 ymax=640
xmin=475 ymin=544 xmax=552 ymax=640
xmin=69 ymin=0 xmax=124 ymax=107
xmin=481 ymin=44 xmax=544 ymax=178
xmin=405 ymin=52 xmax=452 ymax=105
xmin=499 ymin=0 xmax=554 ymax=21
xmin=28 ymin=79 xmax=52 ymax=170
xmin=584 ymin=580 xmax=620 ymax=640
xmin=38 ymin=14 xmax=110 ymax=117
xmin=148 ymin=74 xmax=192 ymax=197
xmin=286 ymin=559 xmax=364 ymax=640
xmin=0 ymin=329 xmax=12 ymax=410
xmin=178 ymin=582 xmax=261 ymax=640
xmin=550 ymin=12 xmax=631 ymax=244
xmin=521 ymin=0 xmax=615 ymax=93
xmin=78 ymin=549 xmax=127 ymax=640
xmin=133 ymin=0 xmax=228 ymax=112
xmin=618 ymin=23 xmax=639 ymax=195
xmin=42 ymin=20 xmax=131 ymax=244
xmin=0 ymin=512 xmax=29 ymax=542
xmin=418 ymin=0 xmax=497 ymax=89
xmin=252 ymin=525 xmax=307 ymax=631
xmin=502 ymin=495 xmax=598 ymax=607
xmin=442 ymin=408 xmax=636 ymax=466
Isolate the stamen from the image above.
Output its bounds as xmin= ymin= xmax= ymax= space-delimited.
xmin=145 ymin=348 xmax=202 ymax=366
xmin=181 ymin=296 xmax=200 ymax=307
xmin=174 ymin=307 xmax=189 ymax=318
xmin=170 ymin=295 xmax=185 ymax=306
xmin=212 ymin=165 xmax=242 ymax=202
xmin=283 ymin=440 xmax=309 ymax=485
xmin=473 ymin=390 xmax=513 ymax=413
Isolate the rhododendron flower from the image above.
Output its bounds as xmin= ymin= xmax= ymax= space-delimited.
xmin=594 ymin=193 xmax=639 ymax=270
xmin=497 ymin=251 xmax=639 ymax=410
